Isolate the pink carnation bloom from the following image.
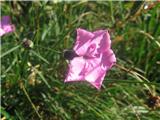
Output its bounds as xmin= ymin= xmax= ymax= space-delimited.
xmin=65 ymin=28 xmax=116 ymax=89
xmin=0 ymin=16 xmax=15 ymax=36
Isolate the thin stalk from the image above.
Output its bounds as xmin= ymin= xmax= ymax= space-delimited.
xmin=22 ymin=84 xmax=42 ymax=120
xmin=1 ymin=45 xmax=20 ymax=58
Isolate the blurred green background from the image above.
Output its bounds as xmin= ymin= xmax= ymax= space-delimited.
xmin=1 ymin=1 xmax=160 ymax=120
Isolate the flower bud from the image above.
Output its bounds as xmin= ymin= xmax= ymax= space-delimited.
xmin=22 ymin=38 xmax=34 ymax=49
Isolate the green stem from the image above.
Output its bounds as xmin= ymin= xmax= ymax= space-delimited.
xmin=22 ymin=84 xmax=42 ymax=119
xmin=1 ymin=45 xmax=20 ymax=58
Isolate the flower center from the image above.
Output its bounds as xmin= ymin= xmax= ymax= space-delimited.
xmin=84 ymin=44 xmax=97 ymax=59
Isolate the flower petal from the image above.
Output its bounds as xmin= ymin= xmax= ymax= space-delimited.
xmin=0 ymin=29 xmax=5 ymax=36
xmin=1 ymin=16 xmax=11 ymax=26
xmin=93 ymin=30 xmax=111 ymax=52
xmin=73 ymin=28 xmax=94 ymax=56
xmin=3 ymin=25 xmax=15 ymax=33
xmin=85 ymin=57 xmax=106 ymax=89
xmin=101 ymin=49 xmax=116 ymax=70
xmin=84 ymin=49 xmax=116 ymax=89
xmin=65 ymin=57 xmax=86 ymax=82
xmin=0 ymin=16 xmax=15 ymax=36
xmin=84 ymin=30 xmax=111 ymax=58
xmin=88 ymin=31 xmax=107 ymax=56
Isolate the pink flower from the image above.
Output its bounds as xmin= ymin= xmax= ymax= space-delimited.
xmin=0 ymin=16 xmax=15 ymax=36
xmin=64 ymin=28 xmax=116 ymax=89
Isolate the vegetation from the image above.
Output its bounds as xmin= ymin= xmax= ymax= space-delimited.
xmin=1 ymin=1 xmax=160 ymax=120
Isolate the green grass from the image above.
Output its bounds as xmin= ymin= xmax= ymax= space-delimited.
xmin=1 ymin=1 xmax=160 ymax=120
